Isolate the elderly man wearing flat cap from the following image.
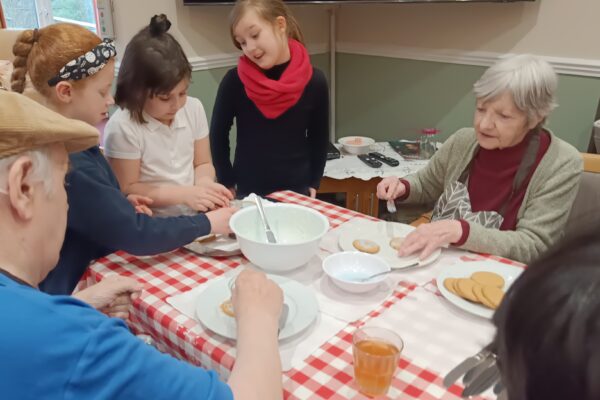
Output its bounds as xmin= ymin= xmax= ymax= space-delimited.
xmin=0 ymin=91 xmax=284 ymax=400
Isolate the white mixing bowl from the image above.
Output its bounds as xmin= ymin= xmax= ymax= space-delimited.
xmin=230 ymin=203 xmax=330 ymax=272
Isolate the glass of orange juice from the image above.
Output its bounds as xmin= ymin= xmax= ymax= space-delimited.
xmin=352 ymin=326 xmax=403 ymax=397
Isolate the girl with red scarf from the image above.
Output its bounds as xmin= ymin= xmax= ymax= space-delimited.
xmin=210 ymin=0 xmax=329 ymax=199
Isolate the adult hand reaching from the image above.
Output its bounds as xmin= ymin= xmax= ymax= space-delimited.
xmin=396 ymin=220 xmax=463 ymax=260
xmin=376 ymin=177 xmax=406 ymax=201
xmin=231 ymin=269 xmax=283 ymax=327
xmin=73 ymin=275 xmax=143 ymax=319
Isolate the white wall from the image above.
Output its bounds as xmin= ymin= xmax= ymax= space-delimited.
xmin=337 ymin=0 xmax=600 ymax=61
xmin=111 ymin=0 xmax=329 ymax=59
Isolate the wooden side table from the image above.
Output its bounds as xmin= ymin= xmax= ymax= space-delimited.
xmin=318 ymin=176 xmax=382 ymax=217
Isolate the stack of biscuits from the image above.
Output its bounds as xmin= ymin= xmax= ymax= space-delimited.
xmin=443 ymin=271 xmax=505 ymax=310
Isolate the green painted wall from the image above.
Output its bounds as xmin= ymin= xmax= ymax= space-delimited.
xmin=335 ymin=53 xmax=600 ymax=151
xmin=186 ymin=52 xmax=599 ymax=152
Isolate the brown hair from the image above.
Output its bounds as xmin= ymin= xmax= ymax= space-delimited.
xmin=11 ymin=23 xmax=102 ymax=97
xmin=229 ymin=0 xmax=305 ymax=50
xmin=114 ymin=14 xmax=192 ymax=124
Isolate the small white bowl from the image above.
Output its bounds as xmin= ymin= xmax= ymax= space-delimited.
xmin=322 ymin=252 xmax=391 ymax=294
xmin=338 ymin=136 xmax=375 ymax=155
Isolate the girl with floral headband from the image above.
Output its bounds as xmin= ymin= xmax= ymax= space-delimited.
xmin=210 ymin=0 xmax=329 ymax=199
xmin=104 ymin=15 xmax=232 ymax=217
xmin=11 ymin=23 xmax=236 ymax=296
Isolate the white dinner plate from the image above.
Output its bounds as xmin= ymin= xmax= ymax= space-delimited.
xmin=436 ymin=260 xmax=524 ymax=319
xmin=338 ymin=220 xmax=441 ymax=269
xmin=195 ymin=275 xmax=319 ymax=341
xmin=184 ymin=234 xmax=241 ymax=257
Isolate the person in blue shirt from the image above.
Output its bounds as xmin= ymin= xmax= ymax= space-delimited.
xmin=10 ymin=22 xmax=235 ymax=296
xmin=0 ymin=90 xmax=284 ymax=399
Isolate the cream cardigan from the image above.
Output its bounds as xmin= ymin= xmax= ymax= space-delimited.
xmin=402 ymin=128 xmax=583 ymax=264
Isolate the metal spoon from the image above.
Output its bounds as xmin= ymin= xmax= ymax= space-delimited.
xmin=358 ymin=270 xmax=392 ymax=282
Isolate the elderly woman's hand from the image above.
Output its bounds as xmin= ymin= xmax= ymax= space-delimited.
xmin=397 ymin=220 xmax=463 ymax=260
xmin=377 ymin=177 xmax=406 ymax=201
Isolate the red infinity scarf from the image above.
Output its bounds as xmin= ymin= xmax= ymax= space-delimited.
xmin=237 ymin=39 xmax=313 ymax=119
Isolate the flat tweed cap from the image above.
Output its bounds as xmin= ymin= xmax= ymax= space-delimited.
xmin=0 ymin=90 xmax=98 ymax=159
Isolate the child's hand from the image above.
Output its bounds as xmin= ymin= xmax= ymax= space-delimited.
xmin=126 ymin=194 xmax=154 ymax=216
xmin=206 ymin=207 xmax=238 ymax=234
xmin=184 ymin=183 xmax=233 ymax=211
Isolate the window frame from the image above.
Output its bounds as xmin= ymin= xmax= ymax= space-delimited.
xmin=0 ymin=0 xmax=100 ymax=32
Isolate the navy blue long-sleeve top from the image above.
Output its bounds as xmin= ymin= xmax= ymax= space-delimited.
xmin=210 ymin=63 xmax=329 ymax=198
xmin=40 ymin=146 xmax=211 ymax=295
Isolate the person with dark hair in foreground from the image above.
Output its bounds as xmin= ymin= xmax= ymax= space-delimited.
xmin=493 ymin=229 xmax=600 ymax=400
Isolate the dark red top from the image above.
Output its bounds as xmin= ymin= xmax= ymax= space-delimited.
xmin=401 ymin=131 xmax=551 ymax=246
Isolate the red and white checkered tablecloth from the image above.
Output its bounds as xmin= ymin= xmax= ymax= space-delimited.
xmin=87 ymin=190 xmax=521 ymax=399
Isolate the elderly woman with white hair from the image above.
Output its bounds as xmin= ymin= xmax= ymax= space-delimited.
xmin=378 ymin=54 xmax=582 ymax=264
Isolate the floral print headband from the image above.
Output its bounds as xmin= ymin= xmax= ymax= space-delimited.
xmin=47 ymin=39 xmax=117 ymax=86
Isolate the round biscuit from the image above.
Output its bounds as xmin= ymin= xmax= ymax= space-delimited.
xmin=443 ymin=278 xmax=458 ymax=295
xmin=474 ymin=285 xmax=496 ymax=309
xmin=353 ymin=239 xmax=380 ymax=254
xmin=471 ymin=271 xmax=504 ymax=288
xmin=389 ymin=237 xmax=405 ymax=251
xmin=456 ymin=279 xmax=479 ymax=303
xmin=220 ymin=299 xmax=235 ymax=317
xmin=482 ymin=286 xmax=505 ymax=309
xmin=471 ymin=283 xmax=485 ymax=305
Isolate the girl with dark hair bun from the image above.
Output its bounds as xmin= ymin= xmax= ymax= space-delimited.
xmin=149 ymin=14 xmax=171 ymax=35
xmin=210 ymin=0 xmax=329 ymax=199
xmin=105 ymin=14 xmax=233 ymax=217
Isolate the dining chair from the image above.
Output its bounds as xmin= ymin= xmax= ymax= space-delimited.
xmin=564 ymin=152 xmax=600 ymax=238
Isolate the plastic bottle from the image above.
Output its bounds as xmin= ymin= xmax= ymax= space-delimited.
xmin=419 ymin=128 xmax=439 ymax=160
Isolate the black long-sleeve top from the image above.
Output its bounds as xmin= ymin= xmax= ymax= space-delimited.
xmin=39 ymin=146 xmax=211 ymax=295
xmin=210 ymin=63 xmax=329 ymax=198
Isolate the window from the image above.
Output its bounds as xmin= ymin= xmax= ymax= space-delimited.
xmin=2 ymin=0 xmax=99 ymax=34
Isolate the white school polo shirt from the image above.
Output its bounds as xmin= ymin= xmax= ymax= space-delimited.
xmin=104 ymin=96 xmax=208 ymax=216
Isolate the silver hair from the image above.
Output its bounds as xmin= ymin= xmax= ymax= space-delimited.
xmin=0 ymin=147 xmax=55 ymax=195
xmin=473 ymin=54 xmax=558 ymax=123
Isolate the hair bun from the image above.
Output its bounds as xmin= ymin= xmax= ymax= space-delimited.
xmin=149 ymin=14 xmax=171 ymax=36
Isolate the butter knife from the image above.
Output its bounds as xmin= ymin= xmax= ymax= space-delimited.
xmin=278 ymin=303 xmax=289 ymax=337
xmin=443 ymin=348 xmax=491 ymax=388
xmin=462 ymin=362 xmax=500 ymax=397
xmin=463 ymin=354 xmax=496 ymax=384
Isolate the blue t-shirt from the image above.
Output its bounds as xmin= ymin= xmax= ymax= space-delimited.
xmin=0 ymin=273 xmax=233 ymax=400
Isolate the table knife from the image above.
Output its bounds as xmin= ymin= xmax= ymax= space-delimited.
xmin=443 ymin=349 xmax=490 ymax=388
xmin=462 ymin=363 xmax=500 ymax=397
xmin=463 ymin=355 xmax=496 ymax=384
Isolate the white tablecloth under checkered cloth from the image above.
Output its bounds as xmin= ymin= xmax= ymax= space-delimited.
xmin=86 ymin=190 xmax=523 ymax=399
